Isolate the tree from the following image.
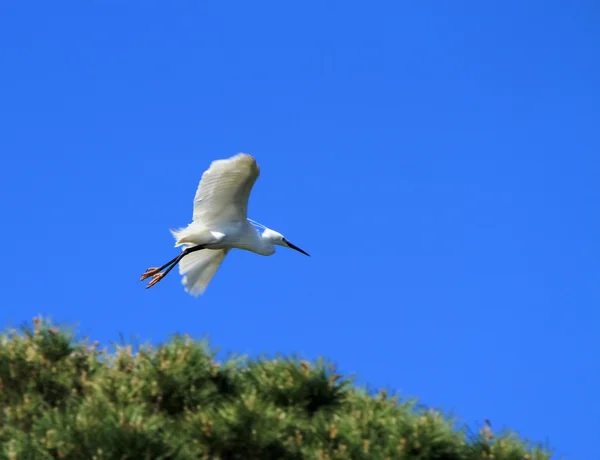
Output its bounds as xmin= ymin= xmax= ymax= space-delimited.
xmin=0 ymin=318 xmax=551 ymax=459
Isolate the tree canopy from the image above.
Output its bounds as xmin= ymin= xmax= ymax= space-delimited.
xmin=0 ymin=318 xmax=551 ymax=459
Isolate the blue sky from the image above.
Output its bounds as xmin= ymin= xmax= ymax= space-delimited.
xmin=1 ymin=1 xmax=598 ymax=458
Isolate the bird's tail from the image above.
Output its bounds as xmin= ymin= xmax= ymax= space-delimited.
xmin=178 ymin=247 xmax=229 ymax=297
xmin=170 ymin=223 xmax=207 ymax=247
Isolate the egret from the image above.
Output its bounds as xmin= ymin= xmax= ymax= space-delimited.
xmin=140 ymin=153 xmax=310 ymax=296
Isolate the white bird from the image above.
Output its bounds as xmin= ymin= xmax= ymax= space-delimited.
xmin=140 ymin=153 xmax=310 ymax=296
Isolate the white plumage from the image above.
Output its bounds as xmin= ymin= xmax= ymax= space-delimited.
xmin=192 ymin=153 xmax=259 ymax=226
xmin=141 ymin=153 xmax=309 ymax=297
xmin=177 ymin=248 xmax=229 ymax=297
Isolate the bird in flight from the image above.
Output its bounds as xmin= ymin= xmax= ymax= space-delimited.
xmin=140 ymin=153 xmax=310 ymax=296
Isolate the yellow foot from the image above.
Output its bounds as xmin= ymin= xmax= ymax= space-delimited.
xmin=140 ymin=267 xmax=160 ymax=281
xmin=146 ymin=273 xmax=165 ymax=289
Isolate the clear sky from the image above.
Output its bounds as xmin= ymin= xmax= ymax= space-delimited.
xmin=1 ymin=2 xmax=598 ymax=458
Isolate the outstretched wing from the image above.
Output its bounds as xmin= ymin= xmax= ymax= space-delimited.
xmin=192 ymin=153 xmax=260 ymax=226
xmin=179 ymin=248 xmax=229 ymax=297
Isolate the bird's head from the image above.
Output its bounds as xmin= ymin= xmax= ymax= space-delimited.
xmin=262 ymin=228 xmax=310 ymax=257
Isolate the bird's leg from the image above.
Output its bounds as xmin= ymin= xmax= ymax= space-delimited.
xmin=140 ymin=254 xmax=182 ymax=281
xmin=145 ymin=255 xmax=183 ymax=289
xmin=141 ymin=244 xmax=206 ymax=289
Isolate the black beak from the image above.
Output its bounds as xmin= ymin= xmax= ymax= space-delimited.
xmin=284 ymin=239 xmax=310 ymax=257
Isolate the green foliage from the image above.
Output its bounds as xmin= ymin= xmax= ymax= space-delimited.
xmin=0 ymin=318 xmax=552 ymax=460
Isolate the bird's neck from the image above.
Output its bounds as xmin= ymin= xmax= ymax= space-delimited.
xmin=258 ymin=232 xmax=276 ymax=255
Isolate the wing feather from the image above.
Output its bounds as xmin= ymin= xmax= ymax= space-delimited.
xmin=192 ymin=153 xmax=260 ymax=226
xmin=179 ymin=249 xmax=229 ymax=297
